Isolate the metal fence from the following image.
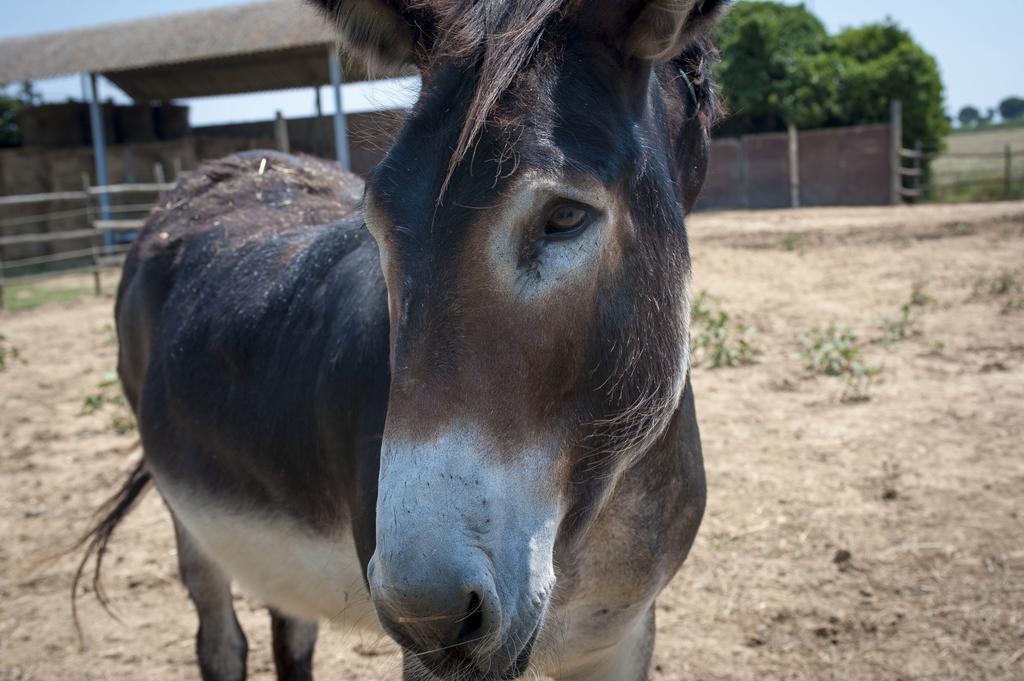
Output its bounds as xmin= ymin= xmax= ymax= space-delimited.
xmin=0 ymin=175 xmax=174 ymax=309
xmin=2 ymin=129 xmax=1019 ymax=310
xmin=900 ymin=144 xmax=1022 ymax=203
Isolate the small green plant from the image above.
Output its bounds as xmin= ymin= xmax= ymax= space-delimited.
xmin=0 ymin=333 xmax=23 ymax=371
xmin=782 ymin=232 xmax=803 ymax=252
xmin=111 ymin=414 xmax=136 ymax=435
xmin=81 ymin=393 xmax=107 ymax=415
xmin=800 ymin=324 xmax=881 ymax=402
xmin=988 ymin=272 xmax=1020 ymax=296
xmin=910 ymin=280 xmax=934 ymax=307
xmin=1003 ymin=296 xmax=1024 ymax=313
xmin=880 ymin=304 xmax=918 ymax=346
xmin=691 ymin=291 xmax=713 ymax=324
xmin=942 ymin=221 xmax=974 ymax=236
xmin=101 ymin=323 xmax=118 ymax=347
xmin=690 ymin=292 xmax=759 ymax=369
xmin=973 ymin=271 xmax=1022 ymax=297
xmin=80 ymin=390 xmax=126 ymax=415
xmin=80 ymin=371 xmax=133 ymax=433
xmin=972 ymin=271 xmax=1024 ymax=312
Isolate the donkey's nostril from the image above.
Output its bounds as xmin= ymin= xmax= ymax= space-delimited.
xmin=369 ymin=555 xmax=502 ymax=665
xmin=457 ymin=591 xmax=485 ymax=643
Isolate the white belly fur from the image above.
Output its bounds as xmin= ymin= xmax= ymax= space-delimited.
xmin=159 ymin=481 xmax=380 ymax=630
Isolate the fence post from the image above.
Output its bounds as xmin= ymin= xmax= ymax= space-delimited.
xmin=890 ymin=100 xmax=903 ymax=205
xmin=82 ymin=172 xmax=102 ymax=296
xmin=912 ymin=140 xmax=923 ymax=202
xmin=1005 ymin=145 xmax=1013 ymax=200
xmin=275 ymin=111 xmax=291 ymax=154
xmin=738 ymin=137 xmax=749 ymax=209
xmin=787 ymin=123 xmax=800 ymax=208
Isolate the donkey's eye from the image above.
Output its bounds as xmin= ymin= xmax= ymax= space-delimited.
xmin=544 ymin=203 xmax=591 ymax=240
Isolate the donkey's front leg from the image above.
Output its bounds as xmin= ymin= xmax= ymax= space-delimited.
xmin=172 ymin=516 xmax=248 ymax=681
xmin=270 ymin=609 xmax=318 ymax=681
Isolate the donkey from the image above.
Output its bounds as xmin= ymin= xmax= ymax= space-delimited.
xmin=77 ymin=1 xmax=729 ymax=679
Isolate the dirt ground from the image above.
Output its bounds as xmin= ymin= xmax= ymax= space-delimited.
xmin=2 ymin=202 xmax=1023 ymax=681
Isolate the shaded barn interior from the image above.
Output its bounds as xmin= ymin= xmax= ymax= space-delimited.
xmin=0 ymin=0 xmax=409 ymax=268
xmin=0 ymin=0 xmax=410 ymax=195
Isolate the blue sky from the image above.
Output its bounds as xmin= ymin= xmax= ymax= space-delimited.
xmin=2 ymin=0 xmax=1021 ymax=125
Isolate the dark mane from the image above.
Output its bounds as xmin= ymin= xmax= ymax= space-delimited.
xmin=425 ymin=0 xmax=723 ymax=196
xmin=429 ymin=0 xmax=566 ymax=195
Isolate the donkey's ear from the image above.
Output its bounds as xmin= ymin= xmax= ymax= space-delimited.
xmin=306 ymin=0 xmax=435 ymax=72
xmin=586 ymin=0 xmax=730 ymax=64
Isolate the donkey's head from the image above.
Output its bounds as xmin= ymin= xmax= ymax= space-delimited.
xmin=314 ymin=0 xmax=726 ymax=677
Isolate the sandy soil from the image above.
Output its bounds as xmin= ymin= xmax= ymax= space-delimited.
xmin=2 ymin=202 xmax=1023 ymax=681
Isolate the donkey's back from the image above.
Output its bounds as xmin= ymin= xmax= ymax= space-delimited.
xmin=113 ymin=151 xmax=391 ymax=641
xmin=117 ymin=150 xmax=370 ymax=418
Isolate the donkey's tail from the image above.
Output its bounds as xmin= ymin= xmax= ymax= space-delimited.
xmin=70 ymin=454 xmax=152 ymax=643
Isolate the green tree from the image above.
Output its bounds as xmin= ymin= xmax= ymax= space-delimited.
xmin=714 ymin=2 xmax=833 ymax=135
xmin=958 ymin=105 xmax=981 ymax=128
xmin=778 ymin=50 xmax=846 ymax=129
xmin=832 ymin=21 xmax=949 ymax=151
xmin=0 ymin=82 xmax=41 ymax=148
xmin=714 ymin=4 xmax=948 ymax=152
xmin=999 ymin=96 xmax=1024 ymax=121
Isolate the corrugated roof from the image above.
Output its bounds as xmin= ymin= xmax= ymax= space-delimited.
xmin=0 ymin=0 xmax=380 ymax=99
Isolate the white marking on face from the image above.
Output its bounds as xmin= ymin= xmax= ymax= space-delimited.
xmin=158 ymin=481 xmax=379 ymax=630
xmin=373 ymin=425 xmax=562 ymax=631
xmin=483 ymin=173 xmax=620 ymax=301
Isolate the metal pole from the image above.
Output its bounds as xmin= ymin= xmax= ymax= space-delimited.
xmin=328 ymin=46 xmax=350 ymax=171
xmin=84 ymin=73 xmax=113 ymax=250
xmin=82 ymin=171 xmax=101 ymax=296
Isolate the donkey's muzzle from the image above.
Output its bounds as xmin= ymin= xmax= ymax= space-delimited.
xmin=368 ymin=552 xmax=511 ymax=674
xmin=369 ymin=430 xmax=559 ymax=677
